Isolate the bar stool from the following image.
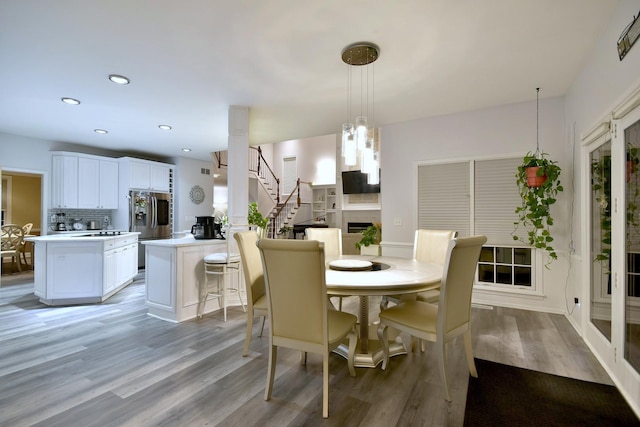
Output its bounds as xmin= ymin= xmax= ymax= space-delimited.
xmin=198 ymin=226 xmax=246 ymax=321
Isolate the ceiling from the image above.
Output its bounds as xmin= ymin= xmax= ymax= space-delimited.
xmin=0 ymin=1 xmax=618 ymax=162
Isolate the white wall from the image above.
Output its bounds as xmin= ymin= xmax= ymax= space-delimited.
xmin=564 ymin=0 xmax=640 ymax=327
xmin=271 ymin=133 xmax=336 ymax=202
xmin=172 ymin=156 xmax=216 ymax=233
xmin=381 ymin=97 xmax=570 ymax=313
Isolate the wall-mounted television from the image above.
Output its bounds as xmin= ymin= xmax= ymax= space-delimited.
xmin=341 ymin=170 xmax=380 ymax=194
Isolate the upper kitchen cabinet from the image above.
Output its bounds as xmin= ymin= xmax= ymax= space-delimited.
xmin=77 ymin=157 xmax=119 ymax=209
xmin=124 ymin=158 xmax=173 ymax=192
xmin=51 ymin=154 xmax=79 ymax=209
xmin=51 ymin=152 xmax=119 ymax=210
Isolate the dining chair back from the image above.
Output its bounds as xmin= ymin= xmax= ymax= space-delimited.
xmin=377 ymin=235 xmax=487 ymax=401
xmin=234 ymin=230 xmax=268 ymax=356
xmin=305 ymin=227 xmax=346 ymax=310
xmin=257 ymin=238 xmax=357 ymax=418
xmin=20 ymin=223 xmax=34 ymax=266
xmin=381 ymin=229 xmax=457 ymax=310
xmin=305 ymin=227 xmax=342 ymax=260
xmin=198 ymin=225 xmax=246 ymax=321
xmin=1 ymin=224 xmax=25 ymax=273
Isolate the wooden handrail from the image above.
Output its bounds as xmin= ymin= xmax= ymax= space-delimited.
xmin=269 ymin=178 xmax=302 ymax=238
xmin=249 ymin=146 xmax=280 ymax=204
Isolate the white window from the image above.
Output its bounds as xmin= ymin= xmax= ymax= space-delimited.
xmin=417 ymin=157 xmax=535 ymax=291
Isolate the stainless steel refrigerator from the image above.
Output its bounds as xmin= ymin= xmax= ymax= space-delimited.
xmin=129 ymin=190 xmax=172 ymax=268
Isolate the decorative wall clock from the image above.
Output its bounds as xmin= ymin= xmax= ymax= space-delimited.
xmin=189 ymin=185 xmax=205 ymax=204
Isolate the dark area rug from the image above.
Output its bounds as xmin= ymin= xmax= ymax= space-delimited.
xmin=463 ymin=358 xmax=639 ymax=426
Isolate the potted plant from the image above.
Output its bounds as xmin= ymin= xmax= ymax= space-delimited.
xmin=277 ymin=225 xmax=292 ymax=239
xmin=356 ymin=223 xmax=382 ymax=256
xmin=248 ymin=202 xmax=269 ymax=238
xmin=513 ymin=151 xmax=563 ymax=266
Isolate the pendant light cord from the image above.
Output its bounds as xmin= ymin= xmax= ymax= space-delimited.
xmin=535 ymin=87 xmax=540 ymax=158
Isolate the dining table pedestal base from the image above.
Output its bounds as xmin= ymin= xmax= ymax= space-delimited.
xmin=333 ymin=336 xmax=407 ymax=368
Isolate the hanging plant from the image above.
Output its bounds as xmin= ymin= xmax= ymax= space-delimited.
xmin=513 ymin=151 xmax=563 ymax=265
xmin=512 ymin=88 xmax=564 ymax=266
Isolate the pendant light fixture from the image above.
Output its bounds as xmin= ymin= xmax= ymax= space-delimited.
xmin=341 ymin=42 xmax=380 ymax=183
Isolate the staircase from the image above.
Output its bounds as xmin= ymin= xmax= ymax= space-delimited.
xmin=217 ymin=147 xmax=302 ymax=237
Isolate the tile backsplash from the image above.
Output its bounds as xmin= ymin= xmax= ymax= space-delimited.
xmin=47 ymin=209 xmax=113 ymax=232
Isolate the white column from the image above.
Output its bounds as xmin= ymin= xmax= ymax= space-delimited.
xmin=227 ymin=106 xmax=249 ymax=227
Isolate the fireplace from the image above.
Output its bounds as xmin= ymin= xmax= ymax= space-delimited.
xmin=348 ymin=222 xmax=373 ymax=233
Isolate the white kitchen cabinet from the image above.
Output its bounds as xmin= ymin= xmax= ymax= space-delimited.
xmin=78 ymin=157 xmax=119 ymax=209
xmin=51 ymin=154 xmax=79 ymax=208
xmin=129 ymin=160 xmax=171 ymax=192
xmin=29 ymin=233 xmax=139 ymax=305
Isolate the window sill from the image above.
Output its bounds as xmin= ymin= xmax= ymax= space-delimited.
xmin=474 ymin=283 xmax=545 ymax=299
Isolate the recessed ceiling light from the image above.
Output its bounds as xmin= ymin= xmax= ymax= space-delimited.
xmin=181 ymin=148 xmax=191 ymax=152
xmin=158 ymin=125 xmax=172 ymax=130
xmin=61 ymin=97 xmax=80 ymax=105
xmin=94 ymin=129 xmax=108 ymax=134
xmin=108 ymin=74 xmax=130 ymax=85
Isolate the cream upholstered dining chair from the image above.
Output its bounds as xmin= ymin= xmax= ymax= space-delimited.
xmin=257 ymin=238 xmax=358 ymax=418
xmin=198 ymin=225 xmax=246 ymax=321
xmin=381 ymin=229 xmax=457 ymax=310
xmin=305 ymin=227 xmax=347 ymax=310
xmin=1 ymin=224 xmax=25 ymax=273
xmin=234 ymin=230 xmax=268 ymax=356
xmin=377 ymin=235 xmax=487 ymax=401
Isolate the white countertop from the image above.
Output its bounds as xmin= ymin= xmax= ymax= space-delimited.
xmin=25 ymin=232 xmax=140 ymax=242
xmin=141 ymin=235 xmax=227 ymax=247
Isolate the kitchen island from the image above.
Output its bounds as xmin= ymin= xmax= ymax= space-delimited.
xmin=26 ymin=232 xmax=140 ymax=306
xmin=142 ymin=235 xmax=240 ymax=322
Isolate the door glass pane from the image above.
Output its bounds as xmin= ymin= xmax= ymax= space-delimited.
xmin=625 ymin=119 xmax=640 ymax=373
xmin=590 ymin=140 xmax=612 ymax=341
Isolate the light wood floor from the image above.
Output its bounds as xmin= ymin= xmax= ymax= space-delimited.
xmin=0 ymin=271 xmax=612 ymax=426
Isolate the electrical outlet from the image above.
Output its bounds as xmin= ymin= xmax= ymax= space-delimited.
xmin=104 ymin=216 xmax=109 ymax=223
xmin=574 ymin=297 xmax=579 ymax=304
xmin=50 ymin=214 xmax=56 ymax=222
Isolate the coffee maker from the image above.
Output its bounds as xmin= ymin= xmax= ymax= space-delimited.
xmin=191 ymin=216 xmax=222 ymax=239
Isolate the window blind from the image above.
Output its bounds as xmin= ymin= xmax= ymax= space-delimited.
xmin=475 ymin=157 xmax=522 ymax=245
xmin=282 ymin=156 xmax=297 ymax=195
xmin=417 ymin=162 xmax=470 ymax=237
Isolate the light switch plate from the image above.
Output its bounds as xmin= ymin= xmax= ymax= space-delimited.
xmin=394 ymin=217 xmax=402 ymax=226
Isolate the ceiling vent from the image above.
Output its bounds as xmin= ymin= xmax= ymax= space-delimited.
xmin=618 ymin=9 xmax=640 ymax=61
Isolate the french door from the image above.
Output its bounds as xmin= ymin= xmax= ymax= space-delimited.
xmin=585 ymin=104 xmax=640 ymax=406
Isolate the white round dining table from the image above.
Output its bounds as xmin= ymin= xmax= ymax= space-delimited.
xmin=325 ymin=255 xmax=442 ymax=368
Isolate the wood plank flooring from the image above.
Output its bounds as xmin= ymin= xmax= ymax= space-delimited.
xmin=0 ymin=271 xmax=612 ymax=426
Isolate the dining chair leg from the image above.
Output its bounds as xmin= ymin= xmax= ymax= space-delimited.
xmin=322 ymin=352 xmax=329 ymax=418
xmin=437 ymin=340 xmax=451 ymax=401
xmin=264 ymin=344 xmax=277 ymax=401
xmin=464 ymin=329 xmax=478 ymax=377
xmin=258 ymin=316 xmax=266 ymax=337
xmin=242 ymin=310 xmax=254 ymax=357
xmin=377 ymin=324 xmax=390 ymax=371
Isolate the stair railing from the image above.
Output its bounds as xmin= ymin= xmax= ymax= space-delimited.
xmin=268 ymin=178 xmax=302 ymax=238
xmin=249 ymin=146 xmax=280 ymax=205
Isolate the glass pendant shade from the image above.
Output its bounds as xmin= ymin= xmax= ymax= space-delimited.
xmin=355 ymin=116 xmax=368 ymax=150
xmin=344 ymin=134 xmax=357 ymax=166
xmin=367 ymin=152 xmax=379 ymax=184
xmin=341 ymin=123 xmax=354 ymax=157
xmin=361 ymin=140 xmax=375 ymax=175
